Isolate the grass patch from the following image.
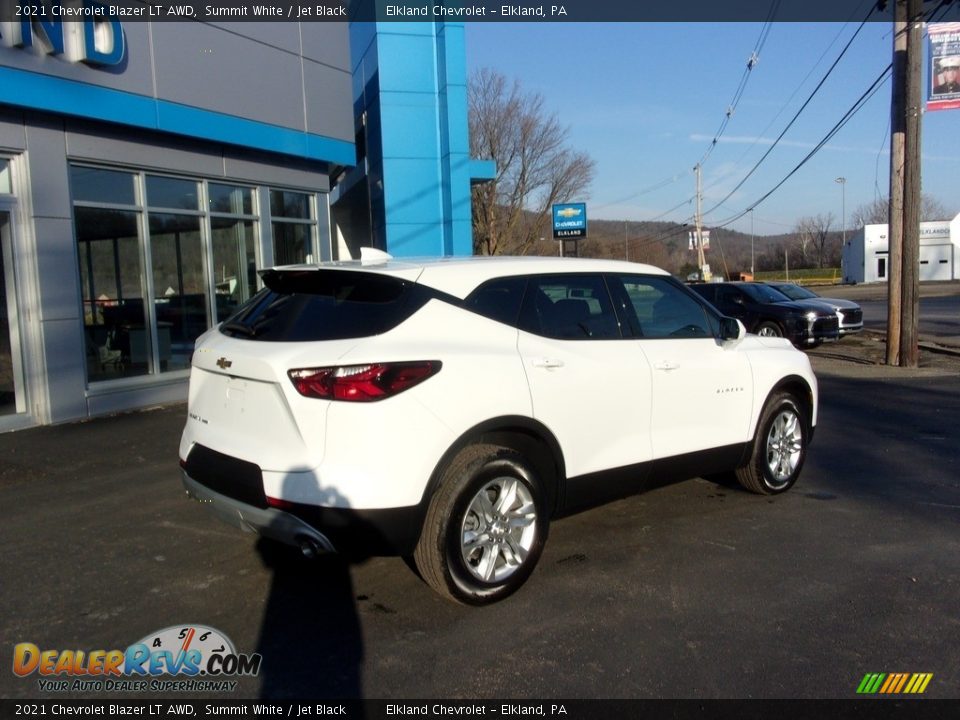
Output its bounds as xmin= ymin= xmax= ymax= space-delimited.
xmin=754 ymin=268 xmax=841 ymax=285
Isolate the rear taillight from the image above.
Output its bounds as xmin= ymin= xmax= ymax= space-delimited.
xmin=288 ymin=361 xmax=441 ymax=402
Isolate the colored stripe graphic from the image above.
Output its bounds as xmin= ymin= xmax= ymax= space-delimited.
xmin=857 ymin=673 xmax=932 ymax=694
xmin=857 ymin=673 xmax=886 ymax=694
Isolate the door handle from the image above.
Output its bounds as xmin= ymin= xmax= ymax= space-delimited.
xmin=531 ymin=358 xmax=565 ymax=369
xmin=654 ymin=361 xmax=680 ymax=372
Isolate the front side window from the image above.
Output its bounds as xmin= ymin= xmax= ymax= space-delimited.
xmin=614 ymin=275 xmax=714 ymax=339
xmin=518 ymin=274 xmax=620 ymax=340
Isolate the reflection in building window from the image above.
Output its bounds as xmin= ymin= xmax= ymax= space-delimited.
xmin=147 ymin=175 xmax=199 ymax=211
xmin=71 ymin=165 xmax=323 ymax=386
xmin=75 ymin=205 xmax=150 ymax=382
xmin=210 ymin=184 xmax=258 ymax=321
xmin=270 ymin=189 xmax=315 ymax=265
xmin=149 ymin=211 xmax=205 ymax=372
xmin=71 ymin=166 xmax=136 ymax=205
xmin=0 ymin=159 xmax=11 ymax=194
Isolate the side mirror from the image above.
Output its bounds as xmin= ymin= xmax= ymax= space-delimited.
xmin=720 ymin=317 xmax=745 ymax=341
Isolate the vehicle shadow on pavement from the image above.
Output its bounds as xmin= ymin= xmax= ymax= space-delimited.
xmin=253 ymin=539 xmax=364 ymax=700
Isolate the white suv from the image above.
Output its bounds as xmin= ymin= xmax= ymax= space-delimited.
xmin=180 ymin=252 xmax=818 ymax=605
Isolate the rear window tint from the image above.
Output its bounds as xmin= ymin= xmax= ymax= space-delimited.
xmin=219 ymin=270 xmax=430 ymax=341
xmin=464 ymin=276 xmax=527 ymax=326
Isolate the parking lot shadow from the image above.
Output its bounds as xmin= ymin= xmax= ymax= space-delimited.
xmin=253 ymin=539 xmax=364 ymax=700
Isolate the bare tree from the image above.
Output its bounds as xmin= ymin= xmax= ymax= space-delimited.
xmin=469 ymin=68 xmax=596 ymax=255
xmin=794 ymin=214 xmax=834 ymax=269
xmin=853 ymin=195 xmax=949 ymax=226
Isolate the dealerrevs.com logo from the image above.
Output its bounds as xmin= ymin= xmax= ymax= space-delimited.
xmin=13 ymin=625 xmax=261 ymax=693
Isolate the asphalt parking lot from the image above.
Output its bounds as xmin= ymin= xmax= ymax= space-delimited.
xmin=2 ymin=285 xmax=959 ymax=702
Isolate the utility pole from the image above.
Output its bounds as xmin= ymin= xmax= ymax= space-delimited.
xmin=887 ymin=2 xmax=905 ymax=366
xmin=900 ymin=0 xmax=922 ymax=368
xmin=835 ymin=177 xmax=846 ymax=246
xmin=750 ymin=209 xmax=755 ymax=276
xmin=624 ymin=220 xmax=628 ymax=261
xmin=694 ymin=164 xmax=710 ymax=281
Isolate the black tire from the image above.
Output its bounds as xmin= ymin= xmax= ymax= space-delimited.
xmin=755 ymin=320 xmax=783 ymax=338
xmin=736 ymin=392 xmax=808 ymax=495
xmin=414 ymin=443 xmax=549 ymax=605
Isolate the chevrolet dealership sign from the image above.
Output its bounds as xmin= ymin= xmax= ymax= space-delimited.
xmin=552 ymin=202 xmax=587 ymax=239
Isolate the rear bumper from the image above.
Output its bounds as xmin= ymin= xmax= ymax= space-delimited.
xmin=182 ymin=471 xmax=337 ymax=553
xmin=180 ymin=464 xmax=425 ymax=557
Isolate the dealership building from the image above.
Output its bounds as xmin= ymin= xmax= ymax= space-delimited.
xmin=0 ymin=18 xmax=494 ymax=431
xmin=841 ymin=215 xmax=960 ymax=284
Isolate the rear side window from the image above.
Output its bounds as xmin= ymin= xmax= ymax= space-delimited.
xmin=518 ymin=274 xmax=621 ymax=340
xmin=219 ymin=270 xmax=429 ymax=341
xmin=464 ymin=276 xmax=526 ymax=326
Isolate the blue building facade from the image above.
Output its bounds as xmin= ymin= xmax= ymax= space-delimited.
xmin=335 ymin=21 xmax=494 ymax=258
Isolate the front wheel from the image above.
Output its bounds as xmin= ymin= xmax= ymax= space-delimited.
xmin=414 ymin=444 xmax=549 ymax=605
xmin=736 ymin=392 xmax=808 ymax=495
xmin=756 ymin=321 xmax=783 ymax=338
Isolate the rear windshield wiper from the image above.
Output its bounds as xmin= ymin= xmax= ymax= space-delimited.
xmin=220 ymin=321 xmax=256 ymax=337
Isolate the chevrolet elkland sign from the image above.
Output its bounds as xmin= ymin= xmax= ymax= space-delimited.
xmin=552 ymin=202 xmax=587 ymax=239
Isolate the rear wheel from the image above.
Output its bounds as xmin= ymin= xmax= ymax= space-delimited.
xmin=756 ymin=321 xmax=783 ymax=338
xmin=414 ymin=444 xmax=548 ymax=605
xmin=736 ymin=392 xmax=808 ymax=495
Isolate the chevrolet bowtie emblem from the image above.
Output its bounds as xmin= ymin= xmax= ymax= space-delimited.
xmin=216 ymin=357 xmax=233 ymax=369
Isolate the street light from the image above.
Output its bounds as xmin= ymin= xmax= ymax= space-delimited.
xmin=835 ymin=177 xmax=846 ymax=246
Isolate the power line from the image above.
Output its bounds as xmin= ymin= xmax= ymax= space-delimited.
xmin=713 ymin=63 xmax=893 ymax=230
xmin=705 ymin=0 xmax=954 ymax=232
xmin=697 ymin=11 xmax=780 ymax=167
xmin=700 ymin=11 xmax=877 ymax=220
xmin=701 ymin=22 xmax=855 ymax=196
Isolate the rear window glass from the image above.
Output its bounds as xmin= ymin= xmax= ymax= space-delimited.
xmin=219 ymin=270 xmax=429 ymax=341
xmin=464 ymin=276 xmax=527 ymax=326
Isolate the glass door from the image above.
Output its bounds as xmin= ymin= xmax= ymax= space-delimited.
xmin=0 ymin=210 xmax=27 ymax=416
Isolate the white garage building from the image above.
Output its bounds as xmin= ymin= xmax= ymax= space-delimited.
xmin=842 ymin=214 xmax=960 ymax=284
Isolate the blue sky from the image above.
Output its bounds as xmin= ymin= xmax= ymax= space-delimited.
xmin=465 ymin=22 xmax=960 ymax=236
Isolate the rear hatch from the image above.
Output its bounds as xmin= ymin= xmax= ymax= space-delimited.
xmin=180 ymin=265 xmax=428 ymax=472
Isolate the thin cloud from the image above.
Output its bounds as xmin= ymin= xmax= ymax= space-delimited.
xmin=689 ymin=133 xmax=887 ymax=155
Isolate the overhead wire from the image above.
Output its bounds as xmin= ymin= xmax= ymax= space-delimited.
xmin=711 ymin=62 xmax=893 ymax=230
xmin=700 ymin=11 xmax=876 ymax=220
xmin=701 ymin=22 xmax=854 ymax=195
xmin=706 ymin=0 xmax=956 ymax=232
xmin=613 ymin=6 xmax=780 ymax=221
xmin=697 ymin=3 xmax=780 ymax=167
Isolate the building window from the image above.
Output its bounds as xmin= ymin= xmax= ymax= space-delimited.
xmin=271 ymin=189 xmax=315 ymax=265
xmin=0 ymin=159 xmax=11 ymax=194
xmin=146 ymin=175 xmax=206 ymax=372
xmin=72 ymin=165 xmax=326 ymax=385
xmin=72 ymin=167 xmax=150 ymax=382
xmin=209 ymin=183 xmax=258 ymax=322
